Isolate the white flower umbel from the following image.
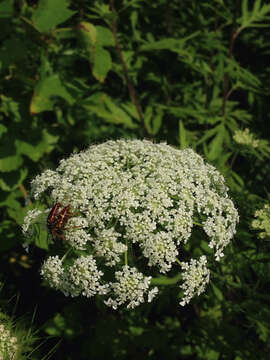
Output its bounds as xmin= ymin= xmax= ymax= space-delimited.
xmin=233 ymin=128 xmax=259 ymax=148
xmin=93 ymin=228 xmax=127 ymax=266
xmin=64 ymin=216 xmax=91 ymax=249
xmin=0 ymin=322 xmax=18 ymax=360
xmin=140 ymin=231 xmax=178 ymax=273
xmin=179 ymin=255 xmax=210 ymax=306
xmin=67 ymin=255 xmax=109 ymax=298
xmin=104 ymin=265 xmax=159 ymax=309
xmin=252 ymin=203 xmax=270 ymax=239
xmin=40 ymin=256 xmax=65 ymax=291
xmin=24 ymin=139 xmax=239 ymax=308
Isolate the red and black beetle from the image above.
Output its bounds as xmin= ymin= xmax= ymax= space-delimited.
xmin=47 ymin=203 xmax=71 ymax=240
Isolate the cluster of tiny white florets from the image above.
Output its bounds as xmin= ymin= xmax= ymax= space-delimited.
xmin=233 ymin=128 xmax=259 ymax=148
xmin=40 ymin=255 xmax=108 ymax=297
xmin=179 ymin=255 xmax=210 ymax=306
xmin=0 ymin=322 xmax=18 ymax=360
xmin=64 ymin=217 xmax=91 ymax=250
xmin=23 ymin=139 xmax=239 ymax=309
xmin=22 ymin=208 xmax=43 ymax=236
xmin=93 ymin=228 xmax=127 ymax=266
xmin=104 ymin=266 xmax=159 ymax=309
xmin=251 ymin=203 xmax=270 ymax=239
xmin=40 ymin=255 xmax=65 ymax=291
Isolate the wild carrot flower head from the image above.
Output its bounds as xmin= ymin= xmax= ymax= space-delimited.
xmin=23 ymin=139 xmax=239 ymax=308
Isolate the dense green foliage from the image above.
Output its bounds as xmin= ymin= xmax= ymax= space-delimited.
xmin=0 ymin=0 xmax=270 ymax=358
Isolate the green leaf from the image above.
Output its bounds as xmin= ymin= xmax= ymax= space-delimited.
xmin=35 ymin=226 xmax=49 ymax=250
xmin=32 ymin=0 xmax=76 ymax=33
xmin=93 ymin=46 xmax=112 ymax=82
xmin=78 ymin=21 xmax=97 ymax=48
xmin=179 ymin=120 xmax=188 ymax=149
xmin=78 ymin=23 xmax=113 ymax=82
xmin=208 ymin=125 xmax=226 ymax=161
xmin=144 ymin=107 xmax=163 ymax=135
xmin=0 ymin=95 xmax=21 ymax=122
xmin=211 ymin=283 xmax=224 ymax=301
xmin=0 ymin=168 xmax=27 ymax=191
xmin=0 ymin=149 xmax=23 ymax=171
xmin=152 ymin=110 xmax=163 ymax=135
xmin=83 ymin=94 xmax=138 ymax=129
xmin=238 ymin=0 xmax=270 ymax=31
xmin=231 ymin=171 xmax=244 ymax=188
xmin=144 ymin=106 xmax=153 ymax=134
xmin=121 ymin=102 xmax=140 ymax=121
xmin=96 ymin=26 xmax=114 ymax=47
xmin=16 ymin=129 xmax=59 ymax=162
xmin=0 ymin=124 xmax=7 ymax=137
xmin=0 ymin=0 xmax=13 ymax=18
xmin=196 ymin=125 xmax=220 ymax=146
xmin=30 ymin=74 xmax=74 ymax=114
xmin=103 ymin=96 xmax=137 ymax=128
xmin=140 ymin=31 xmax=200 ymax=52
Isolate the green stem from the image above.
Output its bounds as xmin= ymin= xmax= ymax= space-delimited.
xmin=193 ymin=221 xmax=203 ymax=227
xmin=151 ymin=273 xmax=182 ymax=286
xmin=61 ymin=247 xmax=72 ymax=262
xmin=175 ymin=258 xmax=182 ymax=267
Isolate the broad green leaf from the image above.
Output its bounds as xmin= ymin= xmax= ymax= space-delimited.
xmin=0 ymin=154 xmax=23 ymax=172
xmin=93 ymin=46 xmax=112 ymax=82
xmin=30 ymin=74 xmax=74 ymax=114
xmin=96 ymin=26 xmax=114 ymax=46
xmin=32 ymin=0 xmax=76 ymax=33
xmin=78 ymin=21 xmax=97 ymax=48
xmin=78 ymin=23 xmax=113 ymax=82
